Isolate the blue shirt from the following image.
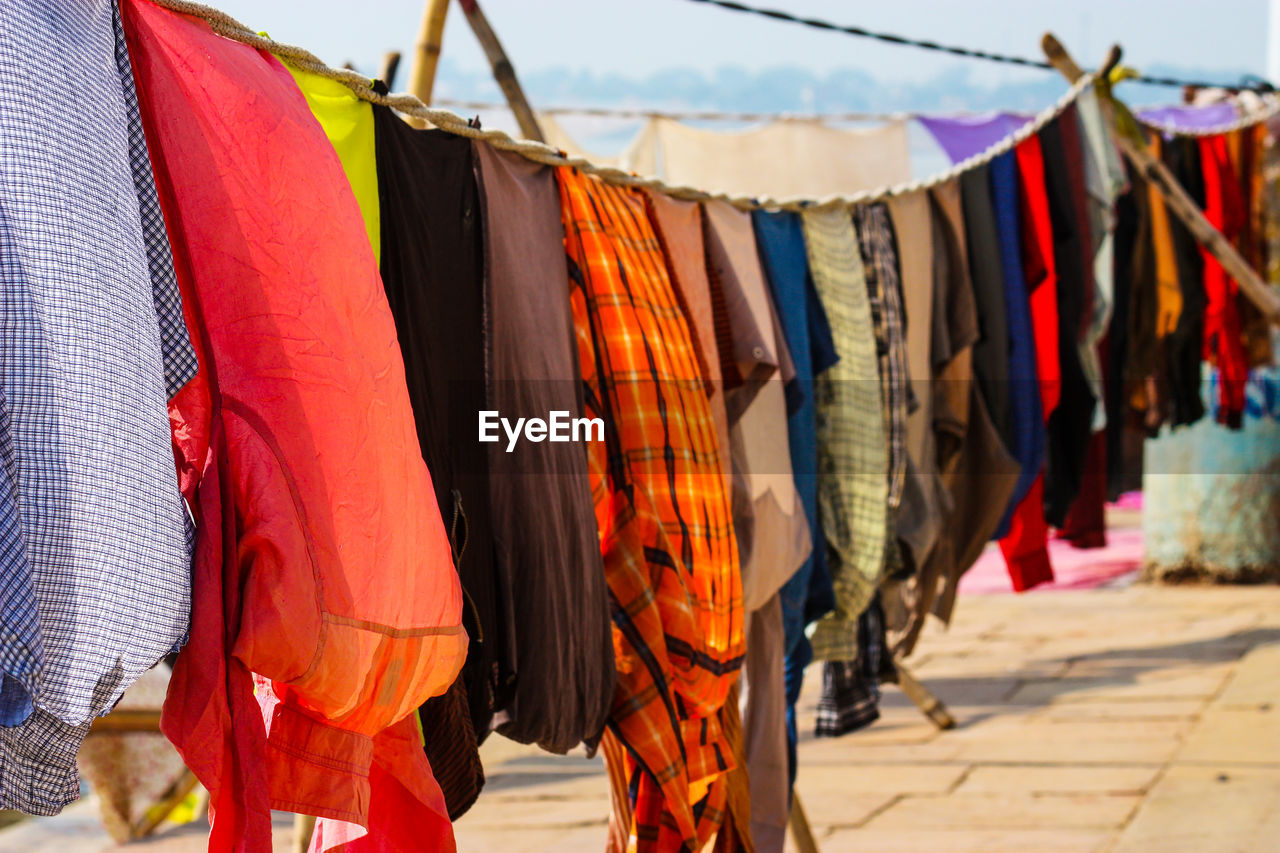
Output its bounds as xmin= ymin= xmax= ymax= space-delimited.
xmin=751 ymin=210 xmax=839 ymax=651
xmin=989 ymin=151 xmax=1045 ymax=536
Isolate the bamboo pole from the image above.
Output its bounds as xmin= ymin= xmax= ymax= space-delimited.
xmin=379 ymin=50 xmax=402 ymax=90
xmin=456 ymin=0 xmax=545 ymax=142
xmin=406 ymin=0 xmax=451 ymax=126
xmin=88 ymin=708 xmax=163 ymax=734
xmin=1042 ymin=34 xmax=1280 ymax=325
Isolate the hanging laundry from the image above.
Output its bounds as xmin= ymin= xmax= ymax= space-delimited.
xmin=1106 ymin=167 xmax=1143 ymax=498
xmin=814 ymin=203 xmax=910 ymax=733
xmin=473 ymin=142 xmax=614 ymax=755
xmin=854 ymin=203 xmax=912 ymax=515
xmin=918 ymin=111 xmax=1030 ymax=165
xmin=753 ymin=209 xmax=838 ymax=790
xmin=630 ymin=117 xmax=912 ymax=199
xmin=803 ymin=206 xmax=887 ymax=661
xmin=930 ymin=162 xmax=1026 ymax=619
xmin=704 ymin=201 xmax=812 ymax=612
xmin=960 ymin=164 xmax=1014 ymax=443
xmin=644 ymin=192 xmax=752 ymax=852
xmin=121 ymin=3 xmax=466 ymax=851
xmin=1058 ymin=97 xmax=1123 ymax=548
xmin=991 ymin=146 xmax=1050 ymax=590
xmin=1162 ymin=136 xmax=1209 ymax=427
xmin=1198 ymin=133 xmax=1250 ymax=428
xmin=287 ymin=68 xmax=381 ymax=260
xmin=1076 ymin=87 xmax=1128 ymax=431
xmin=371 ymin=110 xmax=498 ymax=820
xmin=884 ymin=179 xmax=986 ymax=656
xmin=558 ymin=168 xmax=743 ymax=853
xmin=702 ymin=199 xmax=809 ymax=853
xmin=887 ymin=192 xmax=942 ymax=575
xmin=1136 ymin=102 xmax=1238 ymax=131
xmin=1039 ymin=110 xmax=1099 ymax=525
xmin=993 ymin=148 xmax=1044 ymax=532
xmin=0 ymin=0 xmax=194 ymax=815
xmin=814 ymin=594 xmax=889 ymax=737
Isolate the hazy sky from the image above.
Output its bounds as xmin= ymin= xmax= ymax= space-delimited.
xmin=213 ymin=0 xmax=1269 ymax=91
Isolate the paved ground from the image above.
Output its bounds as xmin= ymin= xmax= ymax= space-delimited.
xmin=4 ymin=572 xmax=1279 ymax=852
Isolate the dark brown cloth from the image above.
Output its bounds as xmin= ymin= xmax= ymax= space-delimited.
xmin=374 ymin=107 xmax=496 ymax=817
xmin=473 ymin=141 xmax=615 ymax=753
xmin=959 ymin=164 xmax=1012 ymax=446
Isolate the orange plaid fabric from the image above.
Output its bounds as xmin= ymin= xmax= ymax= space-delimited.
xmin=556 ymin=167 xmax=745 ymax=852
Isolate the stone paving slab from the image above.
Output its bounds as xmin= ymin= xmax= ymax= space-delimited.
xmin=5 ymin=583 xmax=1279 ymax=853
xmin=862 ymin=791 xmax=1141 ymax=830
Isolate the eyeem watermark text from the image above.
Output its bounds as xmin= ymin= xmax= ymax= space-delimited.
xmin=479 ymin=410 xmax=604 ymax=452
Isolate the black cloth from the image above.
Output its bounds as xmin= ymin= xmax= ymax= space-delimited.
xmin=814 ymin=595 xmax=889 ymax=737
xmin=1038 ymin=116 xmax=1097 ymax=527
xmin=1163 ymin=136 xmax=1208 ymax=427
xmin=374 ymin=107 xmax=498 ymax=817
xmin=960 ymin=164 xmax=1012 ymax=447
xmin=1106 ymin=167 xmax=1140 ymax=499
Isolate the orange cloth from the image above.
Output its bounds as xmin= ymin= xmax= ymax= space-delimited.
xmin=557 ymin=168 xmax=743 ymax=852
xmin=1147 ymin=137 xmax=1184 ymax=338
xmin=122 ymin=2 xmax=465 ymax=849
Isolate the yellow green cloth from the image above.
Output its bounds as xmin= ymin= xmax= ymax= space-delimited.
xmin=285 ymin=66 xmax=380 ymax=261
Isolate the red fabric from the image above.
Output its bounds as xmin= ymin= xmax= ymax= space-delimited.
xmin=1058 ymin=431 xmax=1107 ymax=549
xmin=998 ymin=475 xmax=1055 ymax=591
xmin=1198 ymin=134 xmax=1249 ymax=429
xmin=1014 ymin=134 xmax=1062 ymax=417
xmin=122 ymin=2 xmax=465 ymax=849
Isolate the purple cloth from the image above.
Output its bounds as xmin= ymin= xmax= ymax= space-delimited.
xmin=1137 ymin=102 xmax=1237 ymax=132
xmin=917 ymin=112 xmax=1030 ymax=165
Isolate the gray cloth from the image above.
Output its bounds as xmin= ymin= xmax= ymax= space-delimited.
xmin=475 ymin=142 xmax=614 ymax=752
xmin=739 ymin=593 xmax=788 ymax=853
xmin=0 ymin=0 xmax=192 ymax=814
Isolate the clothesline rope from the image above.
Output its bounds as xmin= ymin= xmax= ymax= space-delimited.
xmin=440 ymin=97 xmax=1280 ymax=138
xmin=436 ymin=99 xmax=916 ymax=124
xmin=142 ymin=0 xmax=1106 ymax=211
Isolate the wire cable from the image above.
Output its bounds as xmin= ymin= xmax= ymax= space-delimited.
xmin=680 ymin=0 xmax=1275 ymax=92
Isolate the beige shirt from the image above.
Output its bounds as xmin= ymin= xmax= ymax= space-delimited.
xmin=703 ymin=200 xmax=812 ymax=612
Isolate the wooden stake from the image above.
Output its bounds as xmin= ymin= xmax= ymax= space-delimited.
xmin=1042 ymin=34 xmax=1280 ymax=326
xmin=788 ymin=793 xmax=821 ymax=853
xmin=456 ymin=0 xmax=545 ymax=142
xmin=894 ymin=661 xmax=956 ymax=730
xmin=407 ymin=0 xmax=451 ymax=126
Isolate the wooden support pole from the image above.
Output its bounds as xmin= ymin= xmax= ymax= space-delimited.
xmin=379 ymin=50 xmax=402 ymax=90
xmin=1043 ymin=34 xmax=1280 ymax=326
xmin=456 ymin=0 xmax=545 ymax=142
xmin=294 ymin=814 xmax=317 ymax=853
xmin=788 ymin=793 xmax=821 ymax=853
xmin=407 ymin=0 xmax=451 ymax=126
xmin=894 ymin=660 xmax=956 ymax=730
xmin=88 ymin=708 xmax=163 ymax=734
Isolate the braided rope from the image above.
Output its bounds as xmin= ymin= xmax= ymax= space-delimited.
xmin=436 ymin=99 xmax=916 ymax=124
xmin=145 ymin=0 xmax=1095 ymax=211
xmin=449 ymin=96 xmax=1280 ymax=141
